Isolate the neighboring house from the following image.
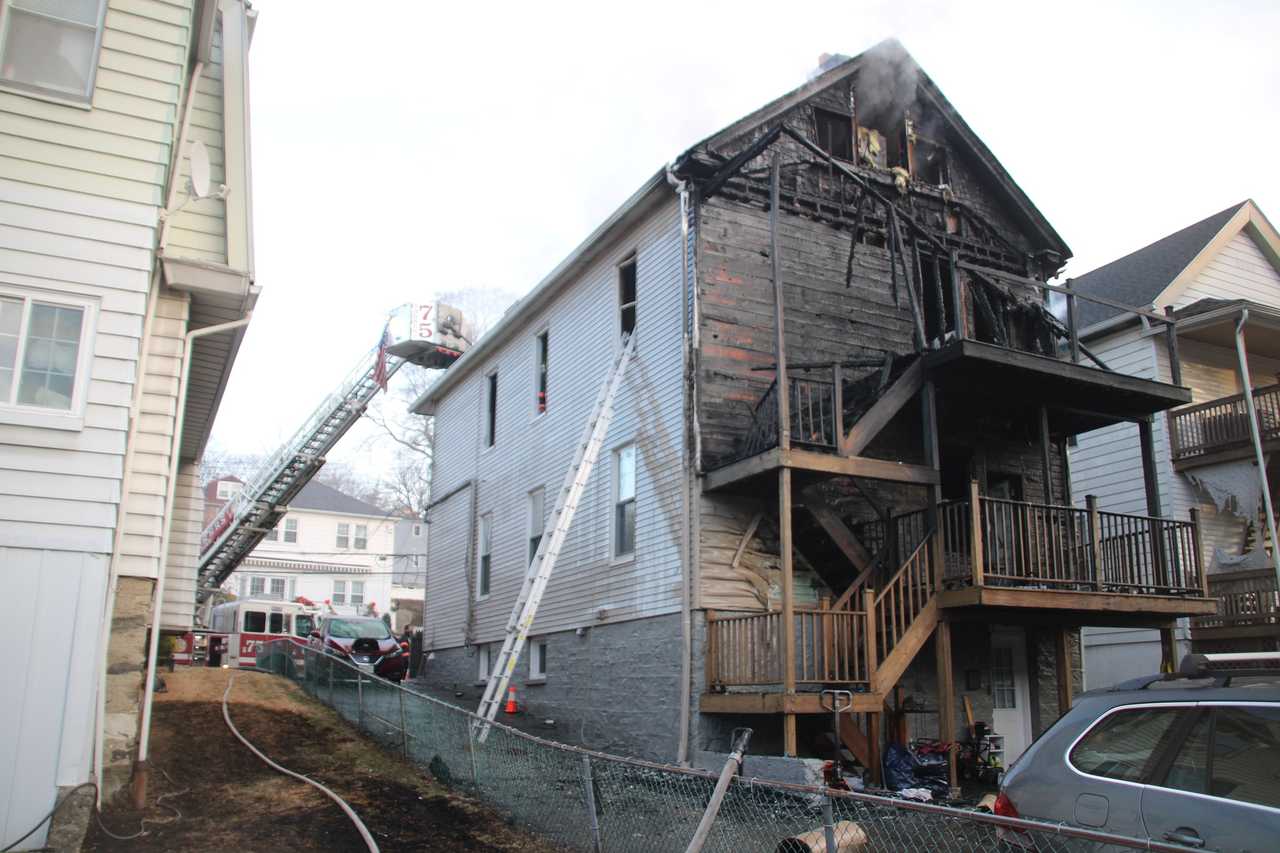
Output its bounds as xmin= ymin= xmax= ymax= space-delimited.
xmin=392 ymin=513 xmax=426 ymax=587
xmin=0 ymin=1 xmax=260 ymax=847
xmin=1069 ymin=201 xmax=1280 ymax=688
xmin=211 ymin=478 xmax=396 ymax=618
xmin=411 ymin=41 xmax=1208 ymax=778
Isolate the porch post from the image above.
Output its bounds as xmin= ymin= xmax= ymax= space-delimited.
xmin=1054 ymin=627 xmax=1073 ymax=714
xmin=867 ymin=712 xmax=882 ymax=786
xmin=1138 ymin=417 xmax=1169 ymax=587
xmin=922 ymin=381 xmax=944 ymax=588
xmin=968 ymin=479 xmax=984 ymax=587
xmin=780 ymin=468 xmax=797 ymax=756
xmin=770 ymin=155 xmax=790 ymax=452
xmin=935 ymin=620 xmax=958 ymax=792
xmin=1038 ymin=405 xmax=1053 ymax=502
xmin=1086 ymin=495 xmax=1103 ymax=591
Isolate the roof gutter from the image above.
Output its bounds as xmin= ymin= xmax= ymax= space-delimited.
xmin=413 ymin=170 xmax=671 ymax=414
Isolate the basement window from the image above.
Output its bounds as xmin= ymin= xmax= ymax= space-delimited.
xmin=0 ymin=0 xmax=108 ymax=104
xmin=814 ymin=108 xmax=854 ymax=161
xmin=530 ymin=639 xmax=548 ymax=680
xmin=618 ymin=255 xmax=637 ymax=339
xmin=535 ymin=330 xmax=548 ymax=414
xmin=485 ymin=371 xmax=498 ymax=447
xmin=477 ymin=644 xmax=492 ymax=682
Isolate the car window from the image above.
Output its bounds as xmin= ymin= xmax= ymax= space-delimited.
xmin=1070 ymin=707 xmax=1185 ymax=782
xmin=326 ymin=618 xmax=391 ymax=640
xmin=1160 ymin=710 xmax=1210 ymax=794
xmin=1211 ymin=706 xmax=1280 ymax=809
xmin=295 ymin=614 xmax=314 ymax=637
xmin=243 ymin=611 xmax=266 ymax=632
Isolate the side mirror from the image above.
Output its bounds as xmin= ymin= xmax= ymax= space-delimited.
xmin=310 ymin=631 xmax=321 ymax=639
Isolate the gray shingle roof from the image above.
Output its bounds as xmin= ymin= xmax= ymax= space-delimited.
xmin=290 ymin=480 xmax=386 ymax=517
xmin=1073 ymin=202 xmax=1245 ymax=330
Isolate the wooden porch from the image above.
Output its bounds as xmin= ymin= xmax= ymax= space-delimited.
xmin=1192 ymin=569 xmax=1280 ymax=648
xmin=1170 ymin=383 xmax=1280 ymax=469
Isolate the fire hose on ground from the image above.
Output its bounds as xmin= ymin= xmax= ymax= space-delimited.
xmin=222 ymin=672 xmax=380 ymax=853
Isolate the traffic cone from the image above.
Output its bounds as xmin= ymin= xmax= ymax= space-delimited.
xmin=503 ymin=686 xmax=518 ymax=714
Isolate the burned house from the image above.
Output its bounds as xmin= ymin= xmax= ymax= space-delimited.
xmin=412 ymin=41 xmax=1212 ymax=781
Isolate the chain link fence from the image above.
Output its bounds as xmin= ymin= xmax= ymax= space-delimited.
xmin=257 ymin=639 xmax=1198 ymax=852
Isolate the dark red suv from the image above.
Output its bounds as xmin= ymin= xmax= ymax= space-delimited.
xmin=309 ymin=616 xmax=408 ymax=682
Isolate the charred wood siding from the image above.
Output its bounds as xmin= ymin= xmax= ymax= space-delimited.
xmin=424 ymin=200 xmax=686 ymax=650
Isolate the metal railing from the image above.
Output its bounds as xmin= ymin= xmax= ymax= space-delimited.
xmin=1170 ymin=383 xmax=1280 ymax=462
xmin=257 ymin=638 xmax=1202 ymax=853
xmin=1193 ymin=569 xmax=1280 ymax=631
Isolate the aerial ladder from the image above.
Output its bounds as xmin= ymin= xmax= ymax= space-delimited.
xmin=195 ymin=302 xmax=472 ymax=600
xmin=475 ymin=333 xmax=636 ymax=738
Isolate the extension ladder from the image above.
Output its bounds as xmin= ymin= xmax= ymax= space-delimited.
xmin=196 ymin=345 xmax=407 ymax=599
xmin=475 ymin=334 xmax=636 ymax=737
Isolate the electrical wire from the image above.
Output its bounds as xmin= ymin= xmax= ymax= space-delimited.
xmin=221 ymin=673 xmax=379 ymax=852
xmin=1 ymin=783 xmax=96 ymax=852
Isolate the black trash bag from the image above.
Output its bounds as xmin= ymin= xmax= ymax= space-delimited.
xmin=883 ymin=742 xmax=917 ymax=790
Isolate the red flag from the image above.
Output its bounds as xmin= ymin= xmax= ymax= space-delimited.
xmin=373 ymin=324 xmax=390 ymax=391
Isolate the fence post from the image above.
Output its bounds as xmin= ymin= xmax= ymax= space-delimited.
xmin=467 ymin=719 xmax=480 ymax=788
xmin=823 ymin=794 xmax=837 ymax=853
xmin=1087 ymin=495 xmax=1103 ymax=591
xmin=399 ymin=688 xmax=409 ymax=758
xmin=580 ymin=754 xmax=603 ymax=853
xmin=356 ymin=670 xmax=364 ymax=728
xmin=328 ymin=656 xmax=335 ymax=706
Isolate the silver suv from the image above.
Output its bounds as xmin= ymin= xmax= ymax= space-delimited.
xmin=998 ymin=653 xmax=1280 ymax=851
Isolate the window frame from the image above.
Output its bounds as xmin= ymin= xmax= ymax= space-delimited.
xmin=1064 ymin=701 xmax=1198 ymax=789
xmin=618 ymin=253 xmax=637 ymax=340
xmin=215 ymin=481 xmax=241 ymax=501
xmin=1146 ymin=702 xmax=1280 ymax=814
xmin=336 ymin=522 xmax=350 ymax=549
xmin=268 ymin=577 xmax=286 ymax=599
xmin=476 ymin=513 xmax=492 ymax=600
xmin=354 ymin=523 xmax=368 ymax=550
xmin=412 ymin=523 xmax=422 ymax=537
xmin=530 ymin=638 xmax=548 ymax=680
xmin=350 ymin=580 xmax=365 ymax=607
xmin=611 ymin=443 xmax=637 ymax=561
xmin=527 ymin=487 xmax=545 ymax=566
xmin=484 ymin=370 xmax=498 ymax=448
xmin=283 ymin=517 xmax=298 ymax=543
xmin=0 ymin=285 xmax=97 ymax=430
xmin=476 ymin=644 xmax=492 ymax=683
xmin=533 ymin=328 xmax=549 ymax=416
xmin=0 ymin=0 xmax=109 ymax=108
xmin=249 ymin=576 xmax=265 ymax=597
xmin=813 ymin=107 xmax=855 ymax=162
xmin=332 ymin=580 xmax=347 ymax=606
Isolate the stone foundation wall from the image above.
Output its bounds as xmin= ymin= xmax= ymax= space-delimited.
xmin=101 ymin=576 xmax=155 ymax=799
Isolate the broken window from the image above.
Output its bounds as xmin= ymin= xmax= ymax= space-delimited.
xmin=528 ymin=487 xmax=544 ymax=565
xmin=618 ymin=255 xmax=637 ymax=338
xmin=535 ymin=330 xmax=548 ymax=414
xmin=920 ymin=254 xmax=956 ymax=344
xmin=912 ymin=135 xmax=949 ymax=185
xmin=485 ymin=371 xmax=498 ymax=447
xmin=814 ymin=108 xmax=854 ymax=161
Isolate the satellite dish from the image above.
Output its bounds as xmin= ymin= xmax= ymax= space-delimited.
xmin=189 ymin=140 xmax=211 ymax=199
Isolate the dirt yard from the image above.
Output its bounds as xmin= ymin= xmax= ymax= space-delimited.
xmin=83 ymin=668 xmax=559 ymax=852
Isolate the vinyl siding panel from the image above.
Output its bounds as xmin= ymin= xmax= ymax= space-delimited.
xmin=1171 ymin=230 xmax=1280 ymax=310
xmin=160 ymin=463 xmax=200 ymax=629
xmin=425 ymin=198 xmax=685 ymax=649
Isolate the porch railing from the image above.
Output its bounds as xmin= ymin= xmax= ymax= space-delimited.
xmin=1192 ymin=569 xmax=1280 ymax=631
xmin=705 ymin=606 xmax=870 ymax=689
xmin=1170 ymin=383 xmax=1280 ymax=462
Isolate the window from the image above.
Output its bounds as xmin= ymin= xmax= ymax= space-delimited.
xmin=528 ymin=488 xmax=544 ymax=565
xmin=294 ymin=613 xmax=314 ymax=638
xmin=1208 ymin=705 xmax=1280 ymax=809
xmin=268 ymin=612 xmax=284 ymax=634
xmin=354 ymin=524 xmax=368 ymax=550
xmin=269 ymin=578 xmax=285 ymax=599
xmin=332 ymin=580 xmax=346 ymax=606
xmin=814 ymin=108 xmax=854 ymax=161
xmin=613 ymin=444 xmax=636 ymax=558
xmin=264 ymin=526 xmax=278 ymax=542
xmin=336 ymin=523 xmax=350 ymax=549
xmin=0 ymin=292 xmax=91 ymax=417
xmin=991 ymin=646 xmax=1016 ymax=709
xmin=243 ymin=611 xmax=266 ymax=632
xmin=477 ymin=644 xmax=492 ymax=682
xmin=0 ymin=0 xmax=108 ymax=103
xmin=350 ymin=580 xmax=365 ymax=607
xmin=618 ymin=256 xmax=637 ymax=338
xmin=215 ymin=480 xmax=241 ymax=501
xmin=1161 ymin=710 xmax=1211 ymax=794
xmin=530 ymin=639 xmax=548 ymax=679
xmin=412 ymin=523 xmax=422 ymax=537
xmin=249 ymin=576 xmax=265 ymax=597
xmin=535 ymin=331 xmax=549 ymax=413
xmin=1070 ymin=707 xmax=1187 ymax=783
xmin=477 ymin=514 xmax=492 ymax=598
xmin=284 ymin=517 xmax=297 ymax=543
xmin=485 ymin=371 xmax=498 ymax=447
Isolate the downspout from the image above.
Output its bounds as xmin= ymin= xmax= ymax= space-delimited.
xmin=132 ymin=314 xmax=252 ymax=807
xmin=667 ymin=164 xmax=692 ymax=765
xmin=1234 ymin=309 xmax=1280 ymax=584
xmin=93 ymin=60 xmax=205 ymax=806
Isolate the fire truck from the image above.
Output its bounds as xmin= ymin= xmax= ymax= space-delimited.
xmin=174 ymin=597 xmax=320 ymax=670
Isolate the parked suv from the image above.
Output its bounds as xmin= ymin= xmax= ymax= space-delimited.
xmin=998 ymin=653 xmax=1280 ymax=851
xmin=309 ymin=616 xmax=408 ymax=682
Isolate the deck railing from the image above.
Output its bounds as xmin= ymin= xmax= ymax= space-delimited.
xmin=705 ymin=607 xmax=870 ymax=689
xmin=1192 ymin=569 xmax=1280 ymax=631
xmin=868 ymin=536 xmax=936 ymax=669
xmin=1169 ymin=384 xmax=1280 ymax=462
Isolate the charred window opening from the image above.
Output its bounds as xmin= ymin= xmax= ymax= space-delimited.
xmin=912 ymin=135 xmax=949 ymax=185
xmin=920 ymin=254 xmax=955 ymax=343
xmin=814 ymin=108 xmax=854 ymax=161
xmin=618 ymin=254 xmax=637 ymax=337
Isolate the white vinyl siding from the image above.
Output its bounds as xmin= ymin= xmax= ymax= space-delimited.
xmin=158 ymin=461 xmax=198 ymax=629
xmin=424 ymin=198 xmax=686 ymax=649
xmin=1169 ymin=230 xmax=1280 ymax=311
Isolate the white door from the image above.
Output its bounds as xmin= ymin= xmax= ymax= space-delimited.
xmin=990 ymin=628 xmax=1033 ymax=766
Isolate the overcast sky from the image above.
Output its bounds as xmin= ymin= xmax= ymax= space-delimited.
xmin=209 ymin=0 xmax=1279 ymax=469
